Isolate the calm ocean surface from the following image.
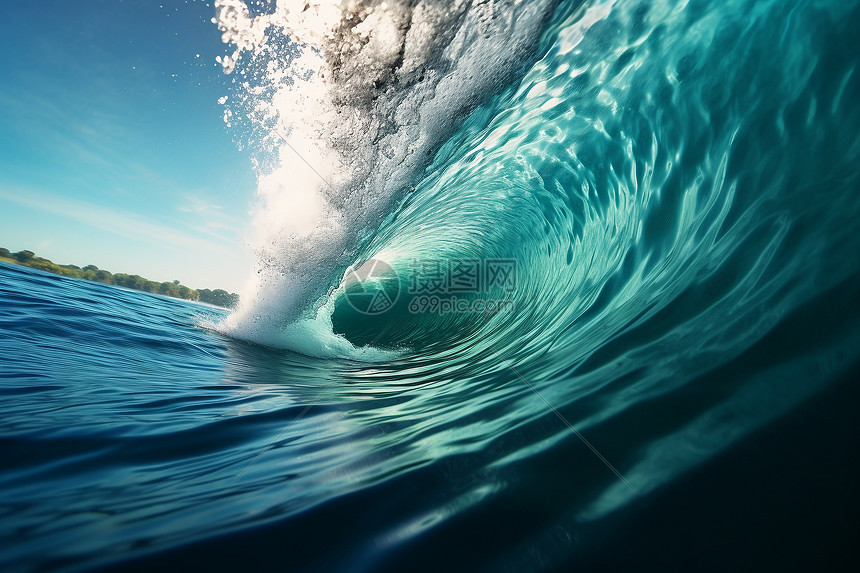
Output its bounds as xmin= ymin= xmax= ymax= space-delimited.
xmin=3 ymin=0 xmax=860 ymax=570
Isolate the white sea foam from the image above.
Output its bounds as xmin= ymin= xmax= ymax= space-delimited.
xmin=213 ymin=0 xmax=558 ymax=356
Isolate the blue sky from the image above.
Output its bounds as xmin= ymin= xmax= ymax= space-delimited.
xmin=0 ymin=0 xmax=259 ymax=291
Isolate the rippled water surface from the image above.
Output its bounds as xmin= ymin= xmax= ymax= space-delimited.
xmin=3 ymin=0 xmax=860 ymax=570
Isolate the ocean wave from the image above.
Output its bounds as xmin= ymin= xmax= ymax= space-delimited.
xmin=211 ymin=0 xmax=562 ymax=355
xmin=215 ymin=0 xmax=860 ymax=371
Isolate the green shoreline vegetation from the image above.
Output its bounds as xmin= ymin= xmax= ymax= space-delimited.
xmin=0 ymin=247 xmax=239 ymax=309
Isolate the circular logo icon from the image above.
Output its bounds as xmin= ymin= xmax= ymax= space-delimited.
xmin=343 ymin=258 xmax=400 ymax=315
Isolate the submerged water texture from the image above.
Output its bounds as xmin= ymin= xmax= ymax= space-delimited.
xmin=2 ymin=0 xmax=860 ymax=570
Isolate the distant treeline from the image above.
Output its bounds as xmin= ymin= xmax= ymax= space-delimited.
xmin=0 ymin=247 xmax=239 ymax=309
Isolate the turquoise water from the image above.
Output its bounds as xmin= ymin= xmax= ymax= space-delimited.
xmin=3 ymin=0 xmax=860 ymax=570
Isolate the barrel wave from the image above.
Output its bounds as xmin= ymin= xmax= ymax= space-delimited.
xmin=318 ymin=0 xmax=860 ymax=514
xmin=1 ymin=0 xmax=859 ymax=571
xmin=217 ymin=0 xmax=860 ymax=364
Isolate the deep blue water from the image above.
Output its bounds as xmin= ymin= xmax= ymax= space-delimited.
xmin=3 ymin=0 xmax=860 ymax=570
xmin=2 ymin=263 xmax=859 ymax=572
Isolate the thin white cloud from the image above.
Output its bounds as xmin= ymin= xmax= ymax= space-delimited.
xmin=177 ymin=194 xmax=246 ymax=243
xmin=0 ymin=187 xmax=235 ymax=257
xmin=178 ymin=195 xmax=225 ymax=215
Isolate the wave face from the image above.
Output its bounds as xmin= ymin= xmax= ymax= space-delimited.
xmin=332 ymin=0 xmax=860 ymax=363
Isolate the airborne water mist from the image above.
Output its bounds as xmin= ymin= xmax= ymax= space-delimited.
xmin=212 ymin=0 xmax=560 ymax=355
